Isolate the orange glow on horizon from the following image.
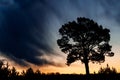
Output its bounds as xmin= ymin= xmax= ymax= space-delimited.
xmin=38 ymin=46 xmax=120 ymax=74
xmin=39 ymin=62 xmax=85 ymax=74
xmin=0 ymin=45 xmax=120 ymax=74
xmin=39 ymin=61 xmax=120 ymax=74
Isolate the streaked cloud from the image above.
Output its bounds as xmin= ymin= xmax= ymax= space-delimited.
xmin=0 ymin=0 xmax=119 ymax=71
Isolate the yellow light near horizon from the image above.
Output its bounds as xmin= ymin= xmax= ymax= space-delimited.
xmin=0 ymin=45 xmax=119 ymax=74
xmin=39 ymin=61 xmax=120 ymax=74
xmin=39 ymin=61 xmax=85 ymax=74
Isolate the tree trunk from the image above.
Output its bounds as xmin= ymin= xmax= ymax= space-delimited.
xmin=85 ymin=60 xmax=89 ymax=75
xmin=84 ymin=49 xmax=90 ymax=75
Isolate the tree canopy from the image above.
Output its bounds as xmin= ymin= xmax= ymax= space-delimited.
xmin=57 ymin=17 xmax=114 ymax=75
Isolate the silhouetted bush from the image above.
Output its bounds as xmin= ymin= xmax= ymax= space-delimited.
xmin=98 ymin=64 xmax=117 ymax=74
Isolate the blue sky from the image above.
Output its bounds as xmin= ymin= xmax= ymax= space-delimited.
xmin=0 ymin=0 xmax=120 ymax=73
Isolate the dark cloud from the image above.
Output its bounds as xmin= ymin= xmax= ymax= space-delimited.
xmin=0 ymin=0 xmax=57 ymax=66
xmin=0 ymin=0 xmax=119 ymax=67
xmin=99 ymin=0 xmax=120 ymax=24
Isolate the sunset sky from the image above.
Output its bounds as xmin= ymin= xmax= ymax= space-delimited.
xmin=0 ymin=0 xmax=120 ymax=74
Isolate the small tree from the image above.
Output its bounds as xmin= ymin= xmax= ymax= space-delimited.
xmin=10 ymin=67 xmax=19 ymax=77
xmin=57 ymin=17 xmax=114 ymax=75
xmin=25 ymin=67 xmax=35 ymax=79
xmin=0 ymin=61 xmax=11 ymax=79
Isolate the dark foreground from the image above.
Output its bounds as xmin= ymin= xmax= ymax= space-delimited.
xmin=0 ymin=61 xmax=119 ymax=80
xmin=1 ymin=74 xmax=120 ymax=80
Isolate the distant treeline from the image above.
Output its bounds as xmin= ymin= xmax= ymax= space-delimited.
xmin=0 ymin=60 xmax=119 ymax=80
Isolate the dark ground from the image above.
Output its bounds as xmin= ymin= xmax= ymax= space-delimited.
xmin=1 ymin=74 xmax=120 ymax=80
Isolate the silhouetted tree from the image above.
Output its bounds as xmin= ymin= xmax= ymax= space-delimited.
xmin=0 ymin=60 xmax=4 ymax=69
xmin=10 ymin=67 xmax=19 ymax=78
xmin=0 ymin=60 xmax=10 ymax=80
xmin=57 ymin=17 xmax=114 ymax=75
xmin=35 ymin=69 xmax=41 ymax=75
xmin=98 ymin=64 xmax=117 ymax=74
xmin=25 ymin=67 xmax=35 ymax=80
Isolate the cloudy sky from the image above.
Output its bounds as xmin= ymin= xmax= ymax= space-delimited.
xmin=0 ymin=0 xmax=120 ymax=74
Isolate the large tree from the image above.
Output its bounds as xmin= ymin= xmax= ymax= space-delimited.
xmin=57 ymin=17 xmax=114 ymax=75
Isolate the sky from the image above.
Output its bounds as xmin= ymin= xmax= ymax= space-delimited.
xmin=0 ymin=0 xmax=120 ymax=74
